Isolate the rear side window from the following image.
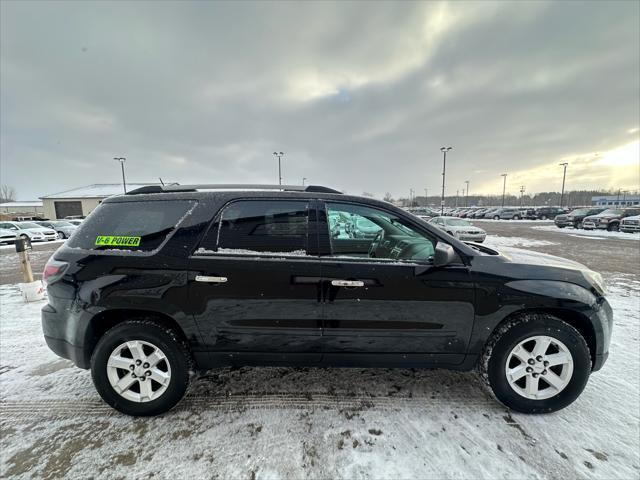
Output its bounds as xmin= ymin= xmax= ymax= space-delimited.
xmin=66 ymin=200 xmax=195 ymax=252
xmin=198 ymin=200 xmax=309 ymax=254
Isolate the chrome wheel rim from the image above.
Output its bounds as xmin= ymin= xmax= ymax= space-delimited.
xmin=505 ymin=335 xmax=573 ymax=400
xmin=106 ymin=340 xmax=171 ymax=403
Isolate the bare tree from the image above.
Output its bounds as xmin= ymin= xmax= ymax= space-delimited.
xmin=383 ymin=192 xmax=393 ymax=202
xmin=361 ymin=191 xmax=374 ymax=198
xmin=0 ymin=185 xmax=16 ymax=202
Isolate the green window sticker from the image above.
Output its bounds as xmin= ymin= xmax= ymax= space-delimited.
xmin=95 ymin=235 xmax=141 ymax=247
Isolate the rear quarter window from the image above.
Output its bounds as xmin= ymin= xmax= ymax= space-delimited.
xmin=66 ymin=200 xmax=196 ymax=252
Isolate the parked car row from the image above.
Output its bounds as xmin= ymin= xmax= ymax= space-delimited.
xmin=0 ymin=219 xmax=83 ymax=244
xmin=440 ymin=206 xmax=568 ymax=221
xmin=581 ymin=208 xmax=640 ymax=232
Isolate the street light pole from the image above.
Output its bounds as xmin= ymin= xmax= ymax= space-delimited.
xmin=273 ymin=152 xmax=284 ymax=186
xmin=559 ymin=162 xmax=568 ymax=207
xmin=520 ymin=185 xmax=526 ymax=206
xmin=500 ymin=173 xmax=508 ymax=207
xmin=440 ymin=146 xmax=452 ymax=214
xmin=302 ymin=177 xmax=307 ymax=186
xmin=464 ymin=180 xmax=469 ymax=207
xmin=113 ymin=157 xmax=127 ymax=193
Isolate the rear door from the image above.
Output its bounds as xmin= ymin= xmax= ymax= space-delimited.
xmin=318 ymin=201 xmax=476 ymax=366
xmin=187 ymin=198 xmax=323 ymax=364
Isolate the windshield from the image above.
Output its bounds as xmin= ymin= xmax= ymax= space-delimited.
xmin=600 ymin=209 xmax=623 ymax=215
xmin=18 ymin=222 xmax=40 ymax=229
xmin=445 ymin=218 xmax=471 ymax=226
xmin=569 ymin=209 xmax=588 ymax=215
xmin=54 ymin=221 xmax=73 ymax=227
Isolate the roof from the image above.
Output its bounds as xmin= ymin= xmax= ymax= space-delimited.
xmin=40 ymin=183 xmax=159 ymax=199
xmin=0 ymin=201 xmax=43 ymax=207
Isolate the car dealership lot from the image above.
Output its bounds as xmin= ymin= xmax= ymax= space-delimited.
xmin=1 ymin=222 xmax=638 ymax=479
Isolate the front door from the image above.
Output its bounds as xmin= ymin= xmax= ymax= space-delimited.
xmin=188 ymin=198 xmax=323 ymax=364
xmin=318 ymin=201 xmax=475 ymax=366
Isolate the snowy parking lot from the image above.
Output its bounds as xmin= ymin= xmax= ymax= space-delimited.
xmin=0 ymin=222 xmax=638 ymax=479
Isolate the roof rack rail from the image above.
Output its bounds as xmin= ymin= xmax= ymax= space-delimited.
xmin=125 ymin=184 xmax=343 ymax=195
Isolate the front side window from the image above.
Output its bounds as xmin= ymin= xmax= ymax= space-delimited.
xmin=199 ymin=200 xmax=309 ymax=254
xmin=325 ymin=202 xmax=435 ymax=262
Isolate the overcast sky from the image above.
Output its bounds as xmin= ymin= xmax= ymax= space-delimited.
xmin=1 ymin=1 xmax=639 ymax=200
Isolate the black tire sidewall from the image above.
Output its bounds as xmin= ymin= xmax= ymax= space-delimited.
xmin=91 ymin=322 xmax=190 ymax=416
xmin=487 ymin=317 xmax=591 ymax=414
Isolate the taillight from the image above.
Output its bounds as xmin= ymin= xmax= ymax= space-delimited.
xmin=43 ymin=258 xmax=69 ymax=286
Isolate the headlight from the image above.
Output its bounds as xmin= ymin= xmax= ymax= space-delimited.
xmin=583 ymin=270 xmax=607 ymax=295
xmin=599 ymin=218 xmax=609 ymax=223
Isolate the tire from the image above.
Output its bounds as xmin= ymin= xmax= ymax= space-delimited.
xmin=540 ymin=215 xmax=547 ymax=220
xmin=574 ymin=221 xmax=582 ymax=229
xmin=607 ymin=223 xmax=619 ymax=232
xmin=57 ymin=231 xmax=66 ymax=239
xmin=91 ymin=319 xmax=193 ymax=416
xmin=20 ymin=234 xmax=29 ymax=240
xmin=479 ymin=313 xmax=591 ymax=414
xmin=493 ymin=215 xmax=500 ymax=220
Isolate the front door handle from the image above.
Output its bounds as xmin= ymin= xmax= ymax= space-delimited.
xmin=195 ymin=275 xmax=228 ymax=284
xmin=331 ymin=279 xmax=364 ymax=287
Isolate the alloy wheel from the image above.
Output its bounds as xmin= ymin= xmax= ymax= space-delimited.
xmin=106 ymin=340 xmax=171 ymax=403
xmin=505 ymin=335 xmax=574 ymax=400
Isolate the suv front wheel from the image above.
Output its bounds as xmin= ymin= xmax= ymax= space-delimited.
xmin=91 ymin=320 xmax=192 ymax=416
xmin=480 ymin=313 xmax=591 ymax=413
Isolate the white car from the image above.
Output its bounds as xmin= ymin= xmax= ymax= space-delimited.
xmin=620 ymin=215 xmax=640 ymax=233
xmin=0 ymin=228 xmax=18 ymax=245
xmin=35 ymin=220 xmax=78 ymax=239
xmin=429 ymin=216 xmax=487 ymax=242
xmin=0 ymin=221 xmax=58 ymax=242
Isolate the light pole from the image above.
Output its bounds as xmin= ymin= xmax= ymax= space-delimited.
xmin=113 ymin=157 xmax=127 ymax=193
xmin=302 ymin=177 xmax=307 ymax=186
xmin=464 ymin=180 xmax=469 ymax=207
xmin=519 ymin=185 xmax=526 ymax=206
xmin=424 ymin=188 xmax=428 ymax=207
xmin=273 ymin=152 xmax=284 ymax=186
xmin=559 ymin=162 xmax=568 ymax=207
xmin=440 ymin=146 xmax=452 ymax=214
xmin=500 ymin=173 xmax=508 ymax=207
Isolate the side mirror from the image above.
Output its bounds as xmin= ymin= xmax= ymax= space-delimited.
xmin=433 ymin=242 xmax=456 ymax=267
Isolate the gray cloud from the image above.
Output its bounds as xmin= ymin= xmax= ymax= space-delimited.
xmin=1 ymin=1 xmax=638 ymax=199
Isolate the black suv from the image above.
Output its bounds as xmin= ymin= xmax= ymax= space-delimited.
xmin=554 ymin=208 xmax=605 ymax=229
xmin=42 ymin=185 xmax=613 ymax=416
xmin=526 ymin=207 xmax=566 ymax=220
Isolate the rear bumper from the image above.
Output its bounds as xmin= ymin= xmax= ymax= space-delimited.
xmin=44 ymin=335 xmax=88 ymax=368
xmin=41 ymin=300 xmax=91 ymax=369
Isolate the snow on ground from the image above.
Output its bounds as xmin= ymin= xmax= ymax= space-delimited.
xmin=533 ymin=225 xmax=640 ymax=241
xmin=1 ymin=276 xmax=639 ymax=479
xmin=483 ymin=235 xmax=558 ymax=248
xmin=0 ymin=239 xmax=65 ymax=251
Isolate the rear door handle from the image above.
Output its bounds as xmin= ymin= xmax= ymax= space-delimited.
xmin=195 ymin=275 xmax=228 ymax=284
xmin=331 ymin=280 xmax=364 ymax=287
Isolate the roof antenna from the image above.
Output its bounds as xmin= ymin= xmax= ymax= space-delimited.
xmin=159 ymin=177 xmax=165 ymax=186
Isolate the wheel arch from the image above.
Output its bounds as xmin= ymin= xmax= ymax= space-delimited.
xmin=84 ymin=309 xmax=191 ymax=364
xmin=486 ymin=307 xmax=597 ymax=369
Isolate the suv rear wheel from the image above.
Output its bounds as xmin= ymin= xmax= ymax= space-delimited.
xmin=480 ymin=313 xmax=591 ymax=413
xmin=91 ymin=320 xmax=192 ymax=416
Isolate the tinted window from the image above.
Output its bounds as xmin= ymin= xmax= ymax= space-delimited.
xmin=200 ymin=200 xmax=309 ymax=254
xmin=66 ymin=200 xmax=195 ymax=252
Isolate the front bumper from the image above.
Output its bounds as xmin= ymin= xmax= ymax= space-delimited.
xmin=620 ymin=223 xmax=640 ymax=233
xmin=555 ymin=218 xmax=573 ymax=227
xmin=458 ymin=233 xmax=486 ymax=242
xmin=591 ymin=297 xmax=613 ymax=372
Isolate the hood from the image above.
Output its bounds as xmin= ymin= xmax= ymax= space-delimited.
xmin=0 ymin=229 xmax=17 ymax=236
xmin=585 ymin=212 xmax=619 ymax=220
xmin=23 ymin=227 xmax=55 ymax=234
xmin=497 ymin=246 xmax=589 ymax=271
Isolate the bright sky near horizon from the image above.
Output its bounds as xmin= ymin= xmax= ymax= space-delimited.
xmin=1 ymin=1 xmax=639 ymax=199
